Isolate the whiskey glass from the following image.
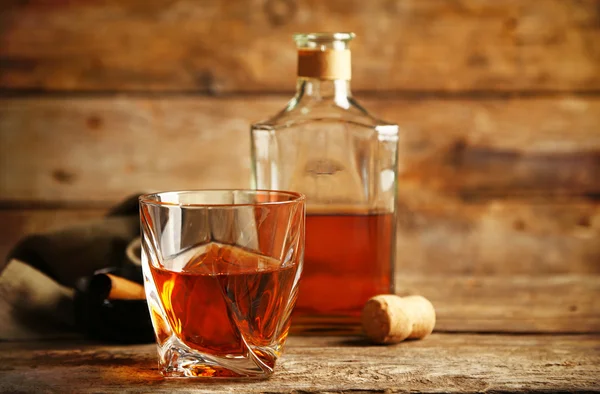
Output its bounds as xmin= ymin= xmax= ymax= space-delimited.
xmin=139 ymin=190 xmax=305 ymax=378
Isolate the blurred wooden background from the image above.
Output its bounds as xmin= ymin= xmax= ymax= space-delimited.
xmin=1 ymin=0 xmax=598 ymax=333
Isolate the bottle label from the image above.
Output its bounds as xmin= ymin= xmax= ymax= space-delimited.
xmin=297 ymin=49 xmax=351 ymax=80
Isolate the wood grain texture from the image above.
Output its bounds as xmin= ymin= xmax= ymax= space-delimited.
xmin=0 ymin=334 xmax=598 ymax=393
xmin=1 ymin=96 xmax=598 ymax=275
xmin=398 ymin=275 xmax=600 ymax=333
xmin=0 ymin=207 xmax=598 ymax=332
xmin=2 ymin=200 xmax=597 ymax=278
xmin=0 ymin=97 xmax=256 ymax=202
xmin=396 ymin=199 xmax=600 ymax=275
xmin=1 ymin=0 xmax=599 ymax=92
xmin=1 ymin=96 xmax=598 ymax=203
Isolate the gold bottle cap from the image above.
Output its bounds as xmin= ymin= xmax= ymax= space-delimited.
xmin=294 ymin=32 xmax=354 ymax=80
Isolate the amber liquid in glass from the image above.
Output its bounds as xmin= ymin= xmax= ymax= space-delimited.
xmin=149 ymin=243 xmax=298 ymax=377
xmin=292 ymin=211 xmax=394 ymax=333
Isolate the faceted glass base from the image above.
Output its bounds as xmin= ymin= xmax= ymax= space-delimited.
xmin=157 ymin=336 xmax=274 ymax=378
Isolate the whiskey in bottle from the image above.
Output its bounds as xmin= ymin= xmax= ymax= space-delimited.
xmin=251 ymin=33 xmax=399 ymax=334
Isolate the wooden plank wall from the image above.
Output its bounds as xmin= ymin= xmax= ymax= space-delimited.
xmin=1 ymin=0 xmax=599 ymax=333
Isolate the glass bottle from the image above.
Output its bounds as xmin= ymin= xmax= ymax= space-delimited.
xmin=250 ymin=32 xmax=399 ymax=334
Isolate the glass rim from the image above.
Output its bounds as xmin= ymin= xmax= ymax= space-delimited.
xmin=139 ymin=189 xmax=305 ymax=208
xmin=293 ymin=32 xmax=355 ymax=43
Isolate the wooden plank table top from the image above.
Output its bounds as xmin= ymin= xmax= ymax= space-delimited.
xmin=1 ymin=334 xmax=598 ymax=393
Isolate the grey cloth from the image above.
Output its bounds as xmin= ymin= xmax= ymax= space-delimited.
xmin=0 ymin=260 xmax=76 ymax=339
xmin=0 ymin=195 xmax=140 ymax=340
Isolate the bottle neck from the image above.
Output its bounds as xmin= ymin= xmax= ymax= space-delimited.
xmin=295 ymin=78 xmax=352 ymax=107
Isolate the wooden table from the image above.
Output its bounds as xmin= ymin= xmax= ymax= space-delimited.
xmin=1 ymin=333 xmax=598 ymax=393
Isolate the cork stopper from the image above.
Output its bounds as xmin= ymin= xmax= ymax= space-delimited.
xmin=297 ymin=49 xmax=351 ymax=80
xmin=361 ymin=295 xmax=436 ymax=344
xmin=294 ymin=32 xmax=354 ymax=80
